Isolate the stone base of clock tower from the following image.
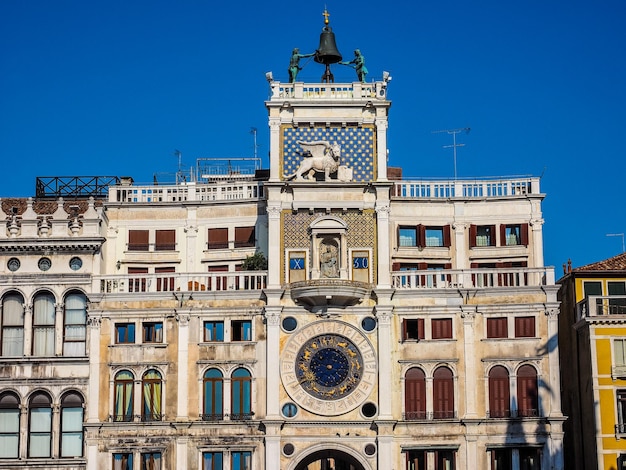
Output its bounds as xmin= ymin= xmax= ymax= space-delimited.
xmin=293 ymin=448 xmax=368 ymax=470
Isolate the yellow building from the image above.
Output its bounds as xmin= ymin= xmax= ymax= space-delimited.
xmin=558 ymin=253 xmax=626 ymax=470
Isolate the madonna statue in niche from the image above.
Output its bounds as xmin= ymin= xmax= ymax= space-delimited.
xmin=320 ymin=239 xmax=339 ymax=278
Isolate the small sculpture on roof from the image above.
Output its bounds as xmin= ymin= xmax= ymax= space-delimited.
xmin=288 ymin=48 xmax=315 ymax=83
xmin=341 ymin=49 xmax=368 ymax=83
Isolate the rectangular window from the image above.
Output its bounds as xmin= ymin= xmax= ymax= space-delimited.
xmin=406 ymin=450 xmax=426 ymax=470
xmin=141 ymin=452 xmax=162 ymax=470
xmin=234 ymin=226 xmax=255 ymax=248
xmin=155 ymin=229 xmax=176 ymax=251
xmin=402 ymin=319 xmax=424 ymax=341
xmin=115 ymin=323 xmax=136 ymax=344
xmin=399 ymin=226 xmax=418 ymax=247
xmin=203 ymin=451 xmax=224 ymax=470
xmin=435 ymin=450 xmax=456 ymax=470
xmin=470 ymin=224 xmax=496 ymax=247
xmin=208 ymin=228 xmax=229 ymax=250
xmin=583 ymin=281 xmax=602 ymax=298
xmin=616 ymin=339 xmax=626 ymax=365
xmin=0 ymin=406 xmax=19 ymax=458
xmin=501 ymin=224 xmax=528 ymax=246
xmin=60 ymin=406 xmax=83 ymax=457
xmin=128 ymin=230 xmax=149 ymax=251
xmin=204 ymin=321 xmax=225 ymax=342
xmin=231 ymin=451 xmax=252 ymax=470
xmin=487 ymin=318 xmax=508 ymax=339
xmin=519 ymin=448 xmax=541 ymax=470
xmin=618 ymin=390 xmax=626 ymax=434
xmin=113 ymin=453 xmax=133 ymax=470
xmin=432 ymin=318 xmax=453 ymax=339
xmin=29 ymin=407 xmax=52 ymax=457
xmin=142 ymin=322 xmax=163 ymax=343
xmin=232 ymin=320 xmax=252 ymax=341
xmin=490 ymin=449 xmax=512 ymax=470
xmin=609 ymin=282 xmax=626 ymax=314
xmin=514 ymin=316 xmax=535 ymax=338
xmin=425 ymin=227 xmax=444 ymax=247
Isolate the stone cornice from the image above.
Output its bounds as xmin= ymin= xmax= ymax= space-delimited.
xmin=0 ymin=237 xmax=105 ymax=254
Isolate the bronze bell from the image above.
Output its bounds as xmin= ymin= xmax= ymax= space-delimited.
xmin=314 ymin=26 xmax=342 ymax=65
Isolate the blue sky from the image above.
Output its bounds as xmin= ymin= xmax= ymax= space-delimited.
xmin=1 ymin=1 xmax=625 ymax=271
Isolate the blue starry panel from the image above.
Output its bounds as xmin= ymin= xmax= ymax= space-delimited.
xmin=282 ymin=126 xmax=375 ymax=182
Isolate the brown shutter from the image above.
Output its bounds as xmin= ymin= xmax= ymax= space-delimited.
xmin=517 ymin=365 xmax=538 ymax=416
xmin=520 ymin=223 xmax=529 ymax=245
xmin=234 ymin=226 xmax=255 ymax=248
xmin=208 ymin=228 xmax=228 ymax=249
xmin=489 ymin=366 xmax=510 ymax=417
xmin=433 ymin=367 xmax=454 ymax=419
xmin=128 ymin=230 xmax=149 ymax=251
xmin=155 ymin=230 xmax=176 ymax=251
xmin=500 ymin=224 xmax=507 ymax=246
xmin=417 ymin=224 xmax=425 ymax=248
xmin=405 ymin=368 xmax=426 ymax=419
xmin=418 ymin=318 xmax=425 ymax=340
xmin=392 ymin=262 xmax=401 ymax=272
xmin=469 ymin=224 xmax=477 ymax=248
xmin=443 ymin=225 xmax=451 ymax=247
xmin=515 ymin=316 xmax=535 ymax=337
xmin=487 ymin=318 xmax=508 ymax=338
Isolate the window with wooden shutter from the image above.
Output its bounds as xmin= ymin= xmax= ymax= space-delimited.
xmin=208 ymin=228 xmax=228 ymax=250
xmin=488 ymin=366 xmax=510 ymax=418
xmin=234 ymin=226 xmax=255 ymax=248
xmin=517 ymin=365 xmax=538 ymax=417
xmin=487 ymin=318 xmax=508 ymax=338
xmin=128 ymin=267 xmax=148 ymax=292
xmin=431 ymin=318 xmax=453 ymax=339
xmin=155 ymin=230 xmax=176 ymax=251
xmin=433 ymin=366 xmax=454 ymax=419
xmin=402 ymin=319 xmax=424 ymax=341
xmin=404 ymin=368 xmax=426 ymax=420
xmin=128 ymin=230 xmax=149 ymax=251
xmin=514 ymin=316 xmax=535 ymax=338
xmin=155 ymin=266 xmax=175 ymax=292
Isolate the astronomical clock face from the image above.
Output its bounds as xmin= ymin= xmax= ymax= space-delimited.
xmin=281 ymin=321 xmax=376 ymax=416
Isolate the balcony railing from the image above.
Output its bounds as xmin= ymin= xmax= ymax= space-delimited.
xmin=392 ymin=267 xmax=554 ymax=290
xmin=269 ymin=81 xmax=380 ymax=101
xmin=109 ymin=181 xmax=264 ymax=203
xmin=96 ymin=271 xmax=267 ymax=294
xmin=402 ymin=411 xmax=458 ymax=421
xmin=392 ymin=177 xmax=540 ymax=199
xmin=577 ymin=295 xmax=626 ymax=318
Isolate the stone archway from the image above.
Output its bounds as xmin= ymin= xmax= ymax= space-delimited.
xmin=293 ymin=448 xmax=368 ymax=470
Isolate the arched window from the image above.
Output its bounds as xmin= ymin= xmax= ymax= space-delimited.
xmin=231 ymin=368 xmax=251 ymax=420
xmin=60 ymin=392 xmax=84 ymax=457
xmin=203 ymin=369 xmax=224 ymax=421
xmin=0 ymin=392 xmax=20 ymax=458
xmin=433 ymin=366 xmax=455 ymax=419
xmin=142 ymin=370 xmax=162 ymax=422
xmin=488 ymin=366 xmax=510 ymax=418
xmin=404 ymin=367 xmax=426 ymax=420
xmin=1 ymin=293 xmax=24 ymax=356
xmin=114 ymin=370 xmax=134 ymax=422
xmin=64 ymin=292 xmax=87 ymax=356
xmin=28 ymin=392 xmax=52 ymax=458
xmin=33 ymin=292 xmax=55 ymax=356
xmin=517 ymin=365 xmax=538 ymax=417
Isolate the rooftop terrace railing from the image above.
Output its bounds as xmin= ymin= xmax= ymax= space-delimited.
xmin=392 ymin=177 xmax=541 ymax=199
xmin=392 ymin=266 xmax=554 ymax=290
xmin=109 ymin=181 xmax=264 ymax=203
xmin=577 ymin=295 xmax=626 ymax=318
xmin=269 ymin=81 xmax=383 ymax=101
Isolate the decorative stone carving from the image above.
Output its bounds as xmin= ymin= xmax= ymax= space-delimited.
xmin=283 ymin=140 xmax=342 ymax=181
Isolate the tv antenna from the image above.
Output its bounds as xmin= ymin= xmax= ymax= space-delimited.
xmin=250 ymin=127 xmax=258 ymax=160
xmin=606 ymin=233 xmax=625 ymax=253
xmin=432 ymin=127 xmax=470 ymax=180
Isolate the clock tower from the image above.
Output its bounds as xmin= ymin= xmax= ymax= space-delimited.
xmin=262 ymin=12 xmax=393 ymax=470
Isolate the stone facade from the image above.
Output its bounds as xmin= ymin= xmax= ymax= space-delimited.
xmin=0 ymin=78 xmax=564 ymax=470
